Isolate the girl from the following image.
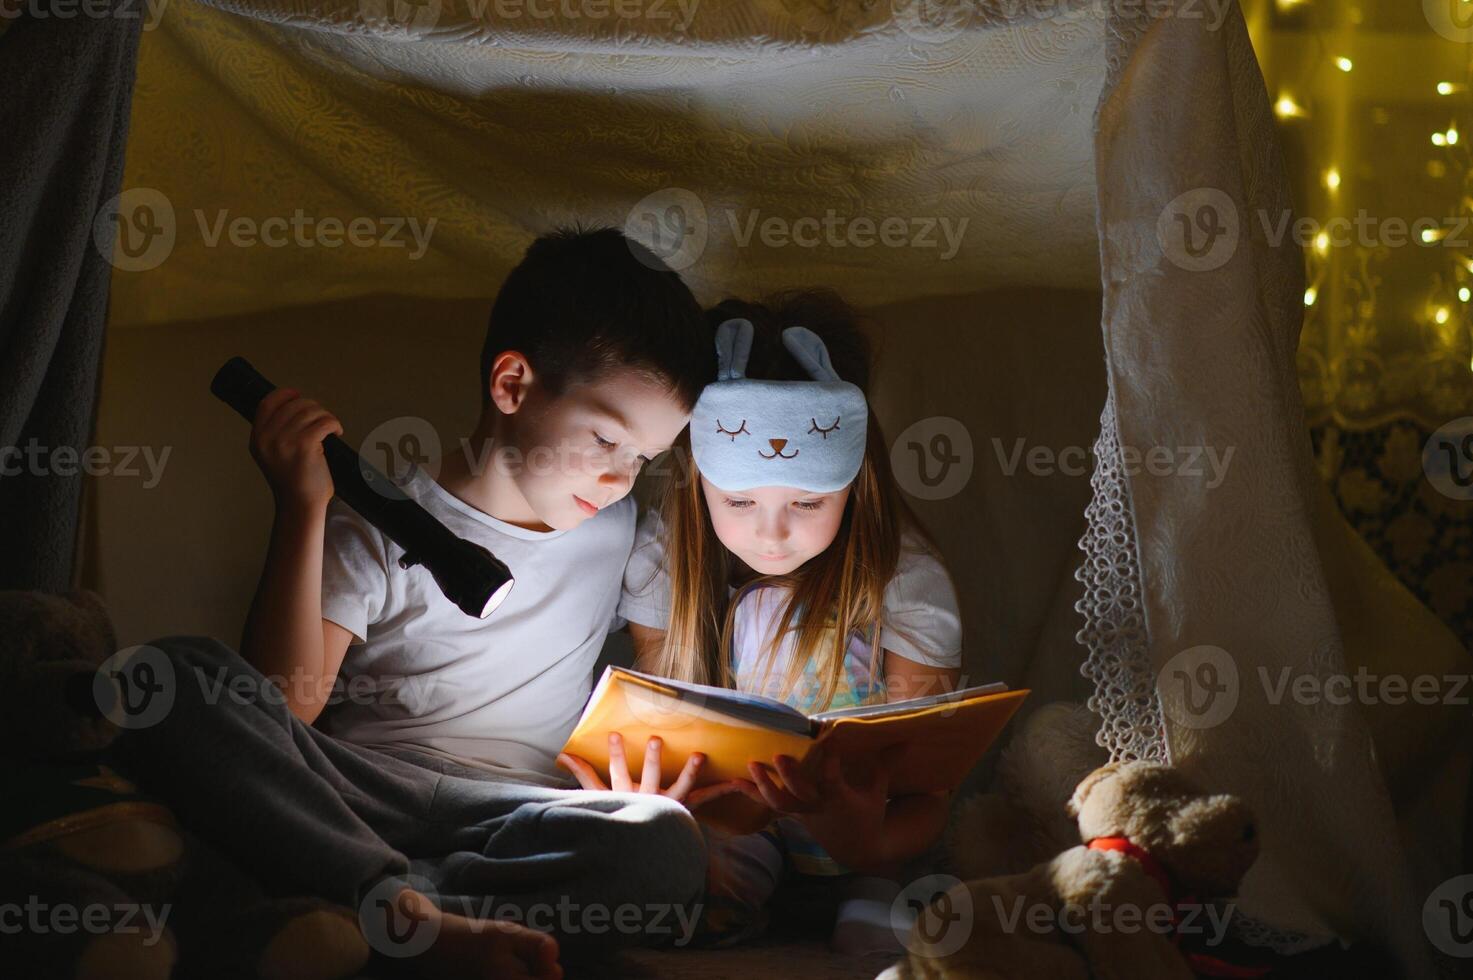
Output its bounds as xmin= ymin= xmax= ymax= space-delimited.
xmin=610 ymin=291 xmax=965 ymax=948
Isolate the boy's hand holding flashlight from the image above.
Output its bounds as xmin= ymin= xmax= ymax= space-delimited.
xmin=248 ymin=387 xmax=344 ymax=511
xmin=217 ymin=356 xmax=514 ymax=619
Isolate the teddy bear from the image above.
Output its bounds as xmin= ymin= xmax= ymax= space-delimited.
xmin=0 ymin=589 xmax=371 ymax=980
xmin=882 ymin=760 xmax=1261 ymax=980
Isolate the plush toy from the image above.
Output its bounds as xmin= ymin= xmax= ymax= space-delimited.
xmin=884 ymin=760 xmax=1262 ymax=980
xmin=0 ymin=590 xmax=370 ymax=980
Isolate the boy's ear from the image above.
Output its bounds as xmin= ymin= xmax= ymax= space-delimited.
xmin=488 ymin=351 xmax=534 ymax=414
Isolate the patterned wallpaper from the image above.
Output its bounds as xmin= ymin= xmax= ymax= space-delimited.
xmin=1311 ymin=421 xmax=1473 ymax=650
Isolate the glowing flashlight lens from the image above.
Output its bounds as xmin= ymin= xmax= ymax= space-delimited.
xmin=481 ymin=579 xmax=516 ymax=618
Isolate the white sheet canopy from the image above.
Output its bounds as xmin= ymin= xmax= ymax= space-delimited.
xmin=114 ymin=0 xmax=1109 ymax=325
xmin=113 ymin=1 xmax=1471 ymax=975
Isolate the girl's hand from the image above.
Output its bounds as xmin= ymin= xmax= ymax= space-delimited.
xmin=557 ymin=733 xmax=749 ymax=809
xmin=741 ymin=748 xmax=898 ymax=870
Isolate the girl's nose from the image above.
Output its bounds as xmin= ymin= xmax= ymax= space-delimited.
xmin=597 ymin=467 xmax=631 ymax=494
xmin=769 ymin=438 xmax=787 ymax=453
xmin=757 ymin=513 xmax=788 ymax=544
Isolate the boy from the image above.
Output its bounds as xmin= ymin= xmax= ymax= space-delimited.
xmin=111 ymin=229 xmax=717 ymax=978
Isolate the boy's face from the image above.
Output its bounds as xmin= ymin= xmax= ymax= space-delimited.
xmin=501 ymin=365 xmax=690 ymax=531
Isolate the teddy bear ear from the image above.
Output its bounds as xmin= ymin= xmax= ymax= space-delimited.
xmin=63 ymin=590 xmax=117 ymax=656
xmin=1068 ymin=761 xmax=1124 ymax=817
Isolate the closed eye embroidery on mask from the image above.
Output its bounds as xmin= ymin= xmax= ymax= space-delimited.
xmin=808 ymin=417 xmax=841 ymax=438
xmin=716 ymin=419 xmax=750 ymax=441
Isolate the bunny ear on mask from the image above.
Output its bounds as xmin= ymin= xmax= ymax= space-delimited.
xmin=714 ymin=318 xmax=754 ymax=381
xmin=781 ymin=327 xmax=841 ymax=383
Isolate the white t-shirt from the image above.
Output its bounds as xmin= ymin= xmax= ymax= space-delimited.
xmin=317 ymin=466 xmax=633 ymax=786
xmin=618 ymin=510 xmax=963 ymax=670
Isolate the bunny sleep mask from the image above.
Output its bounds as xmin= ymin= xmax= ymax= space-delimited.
xmin=690 ymin=318 xmax=868 ymax=493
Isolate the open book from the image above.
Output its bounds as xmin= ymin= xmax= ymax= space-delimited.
xmin=560 ymin=666 xmax=1029 ymax=834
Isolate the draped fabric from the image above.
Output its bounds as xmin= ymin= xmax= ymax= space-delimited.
xmin=0 ymin=4 xmax=143 ymax=591
xmin=104 ymin=0 xmax=1470 ymax=974
xmin=111 ymin=0 xmax=1106 ymax=326
xmin=1091 ymin=8 xmax=1460 ymax=974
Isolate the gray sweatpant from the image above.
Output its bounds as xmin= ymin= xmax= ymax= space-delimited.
xmin=104 ymin=636 xmax=707 ymax=951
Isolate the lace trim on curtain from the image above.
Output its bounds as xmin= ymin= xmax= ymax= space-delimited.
xmin=1073 ymin=388 xmax=1168 ymax=763
xmin=1074 ymin=396 xmax=1334 ymax=956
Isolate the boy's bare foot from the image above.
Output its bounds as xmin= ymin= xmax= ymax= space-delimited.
xmin=365 ymin=886 xmax=562 ymax=980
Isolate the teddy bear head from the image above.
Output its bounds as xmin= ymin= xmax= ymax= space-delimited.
xmin=1067 ymin=761 xmax=1259 ymax=899
xmin=0 ymin=590 xmax=120 ymax=761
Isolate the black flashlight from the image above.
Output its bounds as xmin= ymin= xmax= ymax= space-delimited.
xmin=211 ymin=357 xmax=514 ymax=619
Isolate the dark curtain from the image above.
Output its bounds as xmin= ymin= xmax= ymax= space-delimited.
xmin=0 ymin=4 xmax=143 ymax=591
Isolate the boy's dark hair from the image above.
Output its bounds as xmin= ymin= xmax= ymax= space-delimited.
xmin=704 ymin=288 xmax=873 ymax=392
xmin=481 ymin=227 xmax=710 ymax=410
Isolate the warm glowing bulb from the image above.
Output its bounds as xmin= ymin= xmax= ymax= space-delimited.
xmin=1460 ymin=287 xmax=1472 ymax=303
xmin=1448 ymin=128 xmax=1460 ymax=145
xmin=1422 ymin=228 xmax=1446 ymax=244
xmin=1434 ymin=306 xmax=1451 ymax=325
xmin=1275 ymin=95 xmax=1306 ymax=119
xmin=1438 ymin=82 xmax=1456 ymax=95
xmin=1434 ymin=132 xmax=1449 ymax=147
xmin=1304 ymin=286 xmax=1318 ymax=307
xmin=1313 ymin=232 xmax=1330 ymax=255
xmin=1335 ymin=57 xmax=1353 ymax=72
xmin=1324 ymin=168 xmax=1341 ymax=190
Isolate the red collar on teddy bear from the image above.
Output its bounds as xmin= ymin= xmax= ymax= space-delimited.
xmin=1088 ymin=836 xmax=1270 ymax=979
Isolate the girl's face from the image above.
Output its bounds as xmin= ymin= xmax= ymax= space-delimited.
xmin=701 ymin=476 xmax=851 ymax=576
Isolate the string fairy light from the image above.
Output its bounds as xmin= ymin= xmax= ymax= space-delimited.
xmin=1266 ymin=0 xmax=1473 ymax=407
xmin=1276 ymin=94 xmax=1307 ymax=119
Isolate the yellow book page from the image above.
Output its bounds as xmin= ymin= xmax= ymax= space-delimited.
xmin=561 ymin=672 xmax=1028 ymax=833
xmin=561 ymin=671 xmax=815 ymax=833
xmin=814 ymin=688 xmax=1029 ymax=793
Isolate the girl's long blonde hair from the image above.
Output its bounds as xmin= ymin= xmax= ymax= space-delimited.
xmin=647 ymin=290 xmax=936 ymax=711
